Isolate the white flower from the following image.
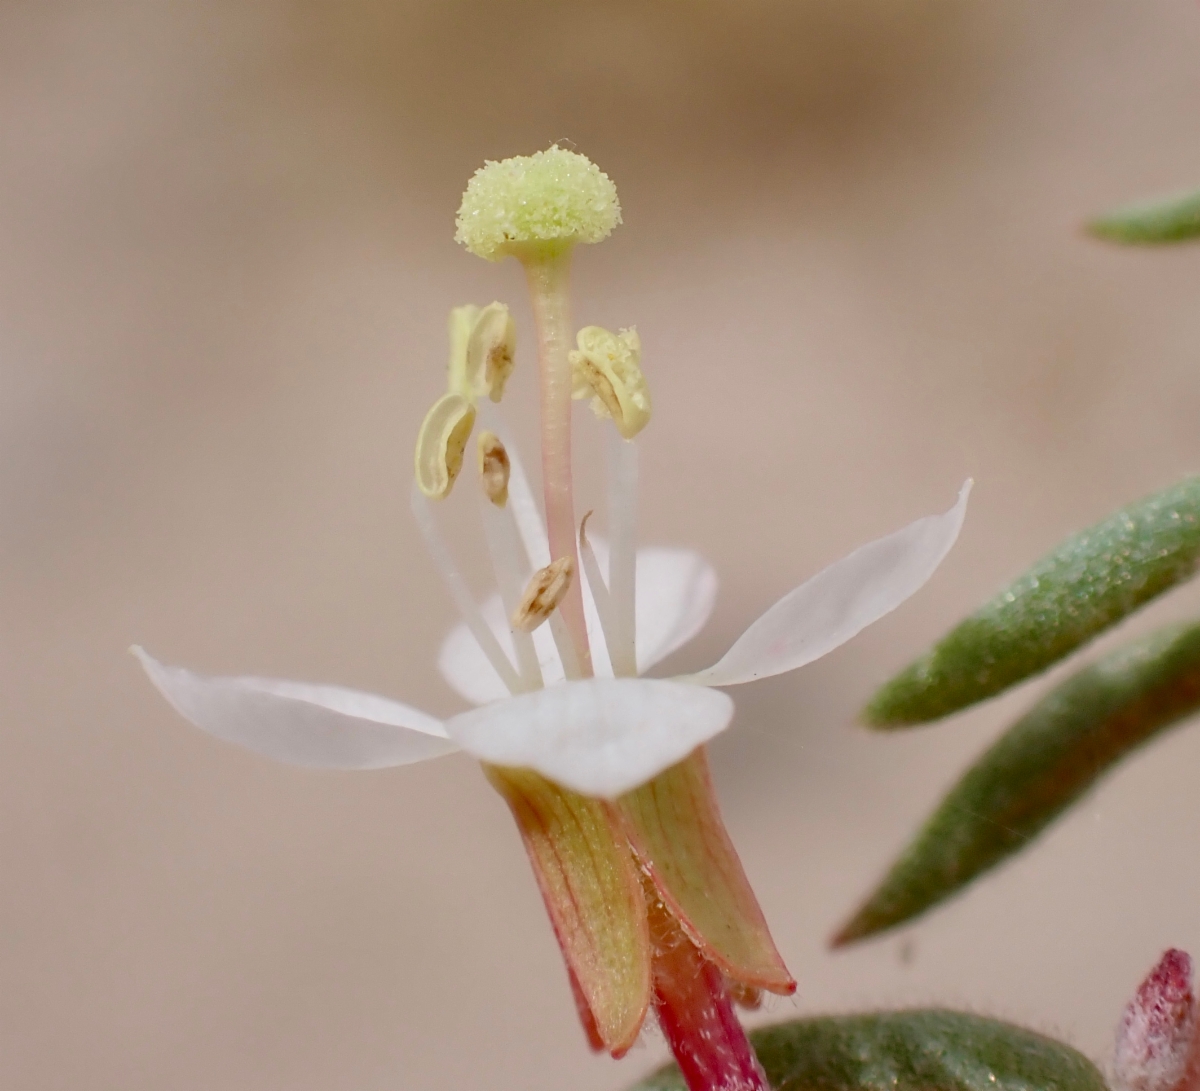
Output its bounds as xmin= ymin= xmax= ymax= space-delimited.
xmin=135 ymin=146 xmax=975 ymax=1070
xmin=135 ymin=472 xmax=969 ymax=800
xmin=136 ymin=155 xmax=972 ymax=802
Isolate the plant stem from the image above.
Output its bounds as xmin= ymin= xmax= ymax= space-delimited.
xmin=647 ymin=883 xmax=772 ymax=1091
xmin=522 ymin=245 xmax=592 ymax=676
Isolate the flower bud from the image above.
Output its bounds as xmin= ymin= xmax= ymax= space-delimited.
xmin=1114 ymin=949 xmax=1199 ymax=1091
xmin=455 ymin=146 xmax=621 ymax=262
xmin=570 ymin=326 xmax=651 ymax=439
xmin=414 ymin=392 xmax=476 ymax=500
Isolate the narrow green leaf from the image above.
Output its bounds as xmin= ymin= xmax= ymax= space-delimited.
xmin=627 ymin=1011 xmax=1108 ymax=1091
xmin=1088 ymin=187 xmax=1200 ymax=244
xmin=839 ymin=621 xmax=1200 ymax=945
xmin=866 ymin=476 xmax=1200 ymax=726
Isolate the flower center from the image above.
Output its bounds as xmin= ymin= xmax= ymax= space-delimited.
xmin=411 ymin=146 xmax=652 ymax=699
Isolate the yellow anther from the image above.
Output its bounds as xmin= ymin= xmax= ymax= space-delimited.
xmin=447 ymin=305 xmax=477 ymax=396
xmin=414 ymin=392 xmax=476 ymax=500
xmin=447 ymin=303 xmax=516 ymax=403
xmin=569 ymin=326 xmax=651 ymax=439
xmin=477 ymin=430 xmax=510 ymax=507
xmin=511 ymin=557 xmax=574 ymax=633
xmin=470 ymin=303 xmax=516 ymax=402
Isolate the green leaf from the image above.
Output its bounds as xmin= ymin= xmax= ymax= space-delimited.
xmin=838 ymin=620 xmax=1200 ymax=945
xmin=627 ymin=1011 xmax=1109 ymax=1091
xmin=866 ymin=475 xmax=1200 ymax=727
xmin=1088 ymin=187 xmax=1200 ymax=244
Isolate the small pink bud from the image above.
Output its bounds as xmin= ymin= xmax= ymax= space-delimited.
xmin=1115 ymin=949 xmax=1199 ymax=1091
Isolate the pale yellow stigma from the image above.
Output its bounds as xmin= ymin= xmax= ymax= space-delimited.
xmin=511 ymin=557 xmax=574 ymax=632
xmin=477 ymin=430 xmax=510 ymax=507
xmin=455 ymin=146 xmax=622 ymax=262
xmin=414 ymin=392 xmax=476 ymax=499
xmin=569 ymin=326 xmax=651 ymax=439
xmin=448 ymin=303 xmax=516 ymax=402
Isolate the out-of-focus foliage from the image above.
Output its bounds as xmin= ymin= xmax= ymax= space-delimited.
xmin=838 ymin=621 xmax=1200 ymax=944
xmin=1089 ymin=188 xmax=1200 ymax=244
xmin=628 ymin=1011 xmax=1109 ymax=1091
xmin=866 ymin=476 xmax=1200 ymax=726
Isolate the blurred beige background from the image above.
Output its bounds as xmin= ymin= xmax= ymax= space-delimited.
xmin=3 ymin=1 xmax=1200 ymax=1088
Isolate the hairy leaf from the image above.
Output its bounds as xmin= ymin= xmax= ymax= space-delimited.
xmin=1089 ymin=188 xmax=1200 ymax=244
xmin=867 ymin=476 xmax=1200 ymax=726
xmin=839 ymin=621 xmax=1200 ymax=944
xmin=627 ymin=1010 xmax=1109 ymax=1091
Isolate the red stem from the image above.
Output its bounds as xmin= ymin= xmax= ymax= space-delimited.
xmin=648 ymin=887 xmax=771 ymax=1091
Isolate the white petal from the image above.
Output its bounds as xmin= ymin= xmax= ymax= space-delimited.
xmin=443 ymin=677 xmax=734 ymax=799
xmin=691 ymin=480 xmax=972 ymax=687
xmin=635 ymin=547 xmax=718 ymax=672
xmin=437 ymin=598 xmax=547 ymax=704
xmin=436 ymin=546 xmax=719 ymax=704
xmin=437 ymin=621 xmax=498 ymax=705
xmin=134 ymin=646 xmax=457 ymax=769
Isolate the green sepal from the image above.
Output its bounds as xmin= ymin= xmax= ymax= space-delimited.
xmin=484 ymin=766 xmax=651 ymax=1056
xmin=1088 ymin=187 xmax=1200 ymax=244
xmin=866 ymin=475 xmax=1200 ymax=726
xmin=615 ymin=750 xmax=794 ymax=995
xmin=839 ymin=620 xmax=1200 ymax=944
xmin=627 ymin=1010 xmax=1109 ymax=1091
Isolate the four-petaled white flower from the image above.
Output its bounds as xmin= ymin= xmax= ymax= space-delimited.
xmin=133 ymin=144 xmax=974 ymax=1089
xmin=134 ymin=144 xmax=972 ymax=1085
xmin=135 ymin=473 xmax=969 ymax=800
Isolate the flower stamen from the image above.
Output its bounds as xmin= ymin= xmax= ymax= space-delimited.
xmin=513 ymin=556 xmax=575 ymax=634
xmin=477 ymin=431 xmax=511 ymax=507
xmin=579 ymin=511 xmax=619 ymax=668
xmin=448 ymin=303 xmax=516 ymax=403
xmin=414 ymin=392 xmax=476 ymax=500
xmin=475 ymin=405 xmax=585 ymax=681
xmin=410 ymin=482 xmax=522 ymax=694
xmin=570 ymin=326 xmax=651 ymax=440
xmin=548 ymin=612 xmax=584 ymax=680
xmin=605 ymin=429 xmax=639 ymax=678
xmin=475 ymin=436 xmax=544 ymax=692
xmin=475 ymin=405 xmax=550 ymax=570
xmin=455 ymin=148 xmax=628 ymax=679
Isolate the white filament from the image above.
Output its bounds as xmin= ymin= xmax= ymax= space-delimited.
xmin=410 ymin=482 xmax=522 ymax=695
xmin=605 ymin=428 xmax=638 ymax=677
xmin=478 ymin=488 xmax=544 ymax=692
xmin=477 ymin=404 xmax=550 ymax=571
xmin=548 ymin=612 xmax=584 ymax=681
xmin=476 ymin=403 xmax=580 ymax=683
xmin=578 ymin=514 xmax=619 ymax=672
